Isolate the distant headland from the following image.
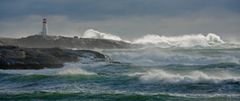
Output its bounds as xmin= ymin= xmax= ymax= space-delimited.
xmin=0 ymin=18 xmax=131 ymax=49
xmin=0 ymin=18 xmax=128 ymax=70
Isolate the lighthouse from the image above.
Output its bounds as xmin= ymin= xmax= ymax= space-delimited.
xmin=41 ymin=18 xmax=48 ymax=36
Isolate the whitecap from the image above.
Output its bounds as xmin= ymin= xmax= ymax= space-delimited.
xmin=132 ymin=33 xmax=225 ymax=48
xmin=0 ymin=62 xmax=97 ymax=76
xmin=82 ymin=29 xmax=123 ymax=41
xmin=128 ymin=69 xmax=240 ymax=83
xmin=56 ymin=67 xmax=96 ymax=75
xmin=81 ymin=29 xmax=240 ymax=48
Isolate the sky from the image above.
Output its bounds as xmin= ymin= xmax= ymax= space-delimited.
xmin=0 ymin=0 xmax=239 ymax=41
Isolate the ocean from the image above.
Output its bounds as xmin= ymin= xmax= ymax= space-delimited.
xmin=0 ymin=33 xmax=240 ymax=101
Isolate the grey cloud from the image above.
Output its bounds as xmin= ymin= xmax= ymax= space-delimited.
xmin=0 ymin=0 xmax=239 ymax=41
xmin=0 ymin=13 xmax=239 ymax=40
xmin=0 ymin=0 xmax=239 ymax=20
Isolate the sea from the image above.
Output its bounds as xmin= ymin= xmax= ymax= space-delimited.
xmin=0 ymin=33 xmax=240 ymax=101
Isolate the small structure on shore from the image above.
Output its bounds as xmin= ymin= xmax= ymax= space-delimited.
xmin=40 ymin=18 xmax=48 ymax=36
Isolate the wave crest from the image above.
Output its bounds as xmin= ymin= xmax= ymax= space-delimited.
xmin=57 ymin=67 xmax=96 ymax=75
xmin=133 ymin=33 xmax=225 ymax=47
xmin=128 ymin=69 xmax=240 ymax=84
xmin=80 ymin=29 xmax=240 ymax=48
xmin=82 ymin=29 xmax=123 ymax=41
xmin=0 ymin=62 xmax=97 ymax=76
xmin=57 ymin=62 xmax=97 ymax=75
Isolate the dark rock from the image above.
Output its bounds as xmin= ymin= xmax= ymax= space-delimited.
xmin=0 ymin=46 xmax=110 ymax=69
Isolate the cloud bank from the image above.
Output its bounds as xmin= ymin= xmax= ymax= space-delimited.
xmin=0 ymin=0 xmax=239 ymax=41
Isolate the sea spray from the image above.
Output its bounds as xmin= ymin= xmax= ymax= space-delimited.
xmin=0 ymin=62 xmax=97 ymax=76
xmin=132 ymin=33 xmax=225 ymax=47
xmin=57 ymin=63 xmax=96 ymax=75
xmin=128 ymin=69 xmax=240 ymax=84
xmin=81 ymin=29 xmax=239 ymax=48
xmin=1 ymin=48 xmax=240 ymax=100
xmin=82 ymin=29 xmax=123 ymax=41
xmin=103 ymin=48 xmax=240 ymax=66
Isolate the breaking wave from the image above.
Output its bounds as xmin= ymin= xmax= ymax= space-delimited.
xmin=128 ymin=69 xmax=240 ymax=84
xmin=57 ymin=63 xmax=96 ymax=75
xmin=0 ymin=62 xmax=96 ymax=76
xmin=82 ymin=29 xmax=123 ymax=41
xmin=81 ymin=29 xmax=239 ymax=48
xmin=104 ymin=48 xmax=240 ymax=66
xmin=132 ymin=33 xmax=225 ymax=48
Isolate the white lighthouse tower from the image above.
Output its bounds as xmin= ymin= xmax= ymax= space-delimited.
xmin=40 ymin=18 xmax=48 ymax=36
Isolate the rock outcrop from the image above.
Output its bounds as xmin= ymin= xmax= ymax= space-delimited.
xmin=0 ymin=46 xmax=110 ymax=69
xmin=0 ymin=35 xmax=131 ymax=49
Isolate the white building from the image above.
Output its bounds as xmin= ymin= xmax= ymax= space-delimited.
xmin=40 ymin=18 xmax=48 ymax=36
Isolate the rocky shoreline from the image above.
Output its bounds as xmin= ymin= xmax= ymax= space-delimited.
xmin=0 ymin=46 xmax=110 ymax=69
xmin=0 ymin=35 xmax=131 ymax=49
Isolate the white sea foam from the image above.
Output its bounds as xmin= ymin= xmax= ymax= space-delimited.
xmin=0 ymin=62 xmax=97 ymax=76
xmin=57 ymin=63 xmax=96 ymax=75
xmin=82 ymin=29 xmax=123 ymax=41
xmin=104 ymin=48 xmax=240 ymax=66
xmin=128 ymin=69 xmax=240 ymax=83
xmin=56 ymin=68 xmax=95 ymax=75
xmin=132 ymin=33 xmax=225 ymax=48
xmin=81 ymin=29 xmax=234 ymax=48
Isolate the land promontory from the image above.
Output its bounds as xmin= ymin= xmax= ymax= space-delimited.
xmin=0 ymin=35 xmax=131 ymax=49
